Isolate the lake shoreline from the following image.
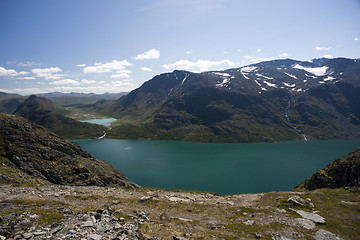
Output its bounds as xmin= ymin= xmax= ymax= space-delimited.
xmin=71 ymin=139 xmax=360 ymax=195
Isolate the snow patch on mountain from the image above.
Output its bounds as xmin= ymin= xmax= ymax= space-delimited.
xmin=324 ymin=76 xmax=335 ymax=82
xmin=254 ymin=80 xmax=262 ymax=86
xmin=256 ymin=73 xmax=274 ymax=80
xmin=241 ymin=72 xmax=250 ymax=79
xmin=215 ymin=78 xmax=230 ymax=88
xmin=181 ymin=73 xmax=190 ymax=85
xmin=292 ymin=64 xmax=328 ymax=76
xmin=284 ymin=72 xmax=297 ymax=79
xmin=240 ymin=66 xmax=258 ymax=72
xmin=283 ymin=82 xmax=296 ymax=88
xmin=173 ymin=72 xmax=178 ymax=80
xmin=263 ymin=80 xmax=277 ymax=88
xmin=213 ymin=72 xmax=232 ymax=77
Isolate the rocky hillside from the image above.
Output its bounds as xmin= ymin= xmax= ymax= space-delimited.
xmin=0 ymin=113 xmax=136 ymax=187
xmin=13 ymin=95 xmax=107 ymax=139
xmin=298 ymin=147 xmax=360 ymax=190
xmin=105 ymin=57 xmax=360 ymax=142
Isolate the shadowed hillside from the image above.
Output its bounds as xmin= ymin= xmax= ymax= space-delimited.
xmin=13 ymin=95 xmax=107 ymax=139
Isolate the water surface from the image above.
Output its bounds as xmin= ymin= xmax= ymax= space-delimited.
xmin=80 ymin=118 xmax=117 ymax=127
xmin=71 ymin=139 xmax=360 ymax=194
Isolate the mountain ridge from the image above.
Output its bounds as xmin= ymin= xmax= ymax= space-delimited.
xmin=105 ymin=57 xmax=360 ymax=142
xmin=13 ymin=95 xmax=107 ymax=139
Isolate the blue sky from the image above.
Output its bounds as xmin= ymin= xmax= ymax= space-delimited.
xmin=0 ymin=0 xmax=359 ymax=95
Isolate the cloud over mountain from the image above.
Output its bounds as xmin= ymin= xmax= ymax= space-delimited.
xmin=83 ymin=60 xmax=132 ymax=74
xmin=31 ymin=67 xmax=62 ymax=80
xmin=134 ymin=49 xmax=160 ymax=60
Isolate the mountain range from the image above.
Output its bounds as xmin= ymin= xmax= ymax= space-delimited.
xmin=1 ymin=57 xmax=360 ymax=142
xmin=104 ymin=57 xmax=360 ymax=142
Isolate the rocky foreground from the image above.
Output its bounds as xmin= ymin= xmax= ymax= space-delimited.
xmin=1 ymin=184 xmax=359 ymax=240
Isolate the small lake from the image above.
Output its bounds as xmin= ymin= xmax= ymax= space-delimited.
xmin=80 ymin=118 xmax=117 ymax=127
xmin=71 ymin=139 xmax=360 ymax=195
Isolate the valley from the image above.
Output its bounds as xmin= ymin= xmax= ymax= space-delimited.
xmin=2 ymin=2 xmax=359 ymax=239
xmin=2 ymin=57 xmax=360 ymax=143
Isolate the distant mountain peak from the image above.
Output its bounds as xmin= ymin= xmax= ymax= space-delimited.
xmin=14 ymin=94 xmax=56 ymax=115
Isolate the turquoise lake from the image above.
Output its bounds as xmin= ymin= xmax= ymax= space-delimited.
xmin=80 ymin=118 xmax=117 ymax=127
xmin=71 ymin=139 xmax=360 ymax=195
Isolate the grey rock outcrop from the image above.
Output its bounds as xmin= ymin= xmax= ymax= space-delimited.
xmin=293 ymin=210 xmax=325 ymax=224
xmin=314 ymin=229 xmax=344 ymax=240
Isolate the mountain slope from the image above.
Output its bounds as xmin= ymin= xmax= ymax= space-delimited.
xmin=0 ymin=91 xmax=25 ymax=114
xmin=0 ymin=113 xmax=136 ymax=187
xmin=13 ymin=95 xmax=107 ymax=139
xmin=297 ymin=147 xmax=360 ymax=190
xmin=106 ymin=57 xmax=360 ymax=142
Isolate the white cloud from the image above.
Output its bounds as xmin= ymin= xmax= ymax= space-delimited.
xmin=257 ymin=48 xmax=262 ymax=52
xmin=355 ymin=37 xmax=359 ymax=41
xmin=322 ymin=54 xmax=333 ymax=58
xmin=134 ymin=49 xmax=160 ymax=60
xmin=110 ymin=73 xmax=131 ymax=79
xmin=223 ymin=51 xmax=229 ymax=54
xmin=81 ymin=79 xmax=96 ymax=84
xmin=84 ymin=60 xmax=132 ymax=74
xmin=2 ymin=82 xmax=134 ymax=95
xmin=243 ymin=56 xmax=276 ymax=65
xmin=31 ymin=67 xmax=63 ymax=80
xmin=140 ymin=67 xmax=153 ymax=72
xmin=3 ymin=88 xmax=46 ymax=95
xmin=279 ymin=53 xmax=289 ymax=58
xmin=18 ymin=61 xmax=39 ymax=67
xmin=251 ymin=57 xmax=275 ymax=63
xmin=197 ymin=59 xmax=234 ymax=71
xmin=76 ymin=64 xmax=86 ymax=67
xmin=23 ymin=76 xmax=36 ymax=80
xmin=111 ymin=80 xmax=133 ymax=87
xmin=186 ymin=50 xmax=193 ymax=55
xmin=0 ymin=66 xmax=28 ymax=77
xmin=162 ymin=60 xmax=194 ymax=70
xmin=162 ymin=59 xmax=234 ymax=72
xmin=50 ymin=79 xmax=80 ymax=85
xmin=315 ymin=46 xmax=331 ymax=51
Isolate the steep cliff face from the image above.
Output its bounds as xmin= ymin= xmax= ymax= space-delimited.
xmin=0 ymin=113 xmax=137 ymax=188
xmin=298 ymin=147 xmax=360 ymax=190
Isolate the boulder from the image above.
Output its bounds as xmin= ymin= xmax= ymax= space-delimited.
xmin=314 ymin=229 xmax=344 ymax=240
xmin=293 ymin=210 xmax=325 ymax=224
